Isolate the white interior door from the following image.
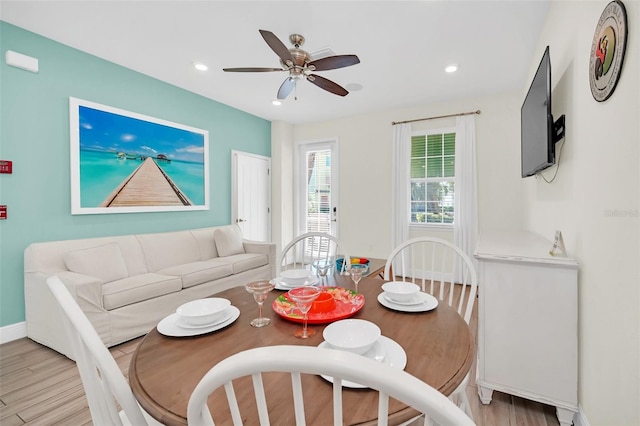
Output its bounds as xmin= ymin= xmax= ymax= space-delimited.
xmin=232 ymin=151 xmax=271 ymax=242
xmin=295 ymin=140 xmax=339 ymax=238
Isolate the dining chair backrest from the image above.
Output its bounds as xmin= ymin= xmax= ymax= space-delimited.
xmin=278 ymin=232 xmax=349 ymax=275
xmin=46 ymin=275 xmax=160 ymax=426
xmin=187 ymin=345 xmax=474 ymax=426
xmin=383 ymin=237 xmax=478 ymax=324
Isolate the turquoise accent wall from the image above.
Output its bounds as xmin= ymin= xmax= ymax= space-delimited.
xmin=0 ymin=22 xmax=271 ymax=327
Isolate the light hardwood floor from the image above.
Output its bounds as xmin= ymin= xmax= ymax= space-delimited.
xmin=0 ymin=300 xmax=560 ymax=425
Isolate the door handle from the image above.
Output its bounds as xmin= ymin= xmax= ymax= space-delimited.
xmin=236 ymin=218 xmax=246 ymax=223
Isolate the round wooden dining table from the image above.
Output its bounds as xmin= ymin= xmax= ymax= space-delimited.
xmin=129 ymin=274 xmax=474 ymax=426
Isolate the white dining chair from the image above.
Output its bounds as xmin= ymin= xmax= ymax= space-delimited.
xmin=278 ymin=232 xmax=349 ymax=275
xmin=383 ymin=237 xmax=478 ymax=419
xmin=187 ymin=345 xmax=474 ymax=426
xmin=46 ymin=275 xmax=163 ymax=426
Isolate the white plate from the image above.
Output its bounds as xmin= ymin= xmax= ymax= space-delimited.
xmin=271 ymin=276 xmax=320 ymax=290
xmin=176 ymin=308 xmax=234 ymax=329
xmin=383 ymin=291 xmax=428 ymax=306
xmin=377 ymin=292 xmax=439 ymax=313
xmin=157 ymin=306 xmax=240 ymax=337
xmin=318 ymin=336 xmax=407 ymax=389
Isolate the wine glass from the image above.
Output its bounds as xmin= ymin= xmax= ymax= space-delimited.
xmin=287 ymin=286 xmax=321 ymax=338
xmin=347 ymin=263 xmax=368 ymax=292
xmin=313 ymin=260 xmax=332 ymax=286
xmin=245 ymin=280 xmax=275 ymax=327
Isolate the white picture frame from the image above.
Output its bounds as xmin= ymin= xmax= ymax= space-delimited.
xmin=69 ymin=97 xmax=209 ymax=214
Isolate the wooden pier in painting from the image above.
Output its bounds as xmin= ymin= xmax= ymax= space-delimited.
xmin=101 ymin=157 xmax=192 ymax=207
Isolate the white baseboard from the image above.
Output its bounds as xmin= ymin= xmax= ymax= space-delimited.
xmin=574 ymin=405 xmax=590 ymax=426
xmin=0 ymin=321 xmax=27 ymax=345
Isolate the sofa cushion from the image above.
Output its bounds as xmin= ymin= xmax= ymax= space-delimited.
xmin=190 ymin=228 xmax=219 ymax=260
xmin=64 ymin=243 xmax=128 ymax=284
xmin=215 ymin=226 xmax=245 ymax=257
xmin=102 ymin=273 xmax=182 ymax=310
xmin=224 ymin=253 xmax=269 ymax=274
xmin=136 ymin=231 xmax=200 ymax=272
xmin=159 ymin=260 xmax=233 ymax=289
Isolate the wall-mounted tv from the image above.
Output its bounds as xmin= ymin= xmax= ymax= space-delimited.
xmin=521 ymin=46 xmax=565 ymax=178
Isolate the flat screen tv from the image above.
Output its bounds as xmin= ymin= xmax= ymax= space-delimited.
xmin=521 ymin=46 xmax=564 ymax=178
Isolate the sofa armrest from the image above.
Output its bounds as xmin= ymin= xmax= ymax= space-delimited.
xmin=55 ymin=271 xmax=105 ymax=308
xmin=243 ymin=240 xmax=277 ymax=278
xmin=25 ymin=270 xmax=108 ymax=360
xmin=26 ymin=270 xmax=103 ymax=308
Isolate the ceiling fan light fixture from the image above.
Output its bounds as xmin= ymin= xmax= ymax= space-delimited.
xmin=193 ymin=62 xmax=208 ymax=71
xmin=445 ymin=64 xmax=458 ymax=73
xmin=224 ymin=30 xmax=360 ymax=100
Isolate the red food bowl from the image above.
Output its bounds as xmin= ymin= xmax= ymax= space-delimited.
xmin=310 ymin=292 xmax=336 ymax=313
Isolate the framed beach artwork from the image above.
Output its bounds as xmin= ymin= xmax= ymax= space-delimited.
xmin=69 ymin=97 xmax=209 ymax=214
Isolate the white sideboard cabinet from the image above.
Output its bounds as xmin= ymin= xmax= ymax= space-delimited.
xmin=475 ymin=230 xmax=578 ymax=426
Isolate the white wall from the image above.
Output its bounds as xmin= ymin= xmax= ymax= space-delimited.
xmin=523 ymin=1 xmax=639 ymax=424
xmin=271 ymin=121 xmax=294 ymax=254
xmin=286 ymin=91 xmax=524 ymax=259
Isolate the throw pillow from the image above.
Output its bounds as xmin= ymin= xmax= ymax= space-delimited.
xmin=214 ymin=226 xmax=245 ymax=257
xmin=64 ymin=243 xmax=129 ymax=283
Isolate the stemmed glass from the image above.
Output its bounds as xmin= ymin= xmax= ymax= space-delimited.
xmin=245 ymin=280 xmax=275 ymax=327
xmin=287 ymin=286 xmax=321 ymax=338
xmin=313 ymin=260 xmax=332 ymax=286
xmin=347 ymin=263 xmax=368 ymax=292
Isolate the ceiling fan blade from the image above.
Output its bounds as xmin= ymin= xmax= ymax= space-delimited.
xmin=308 ymin=55 xmax=360 ymax=71
xmin=223 ymin=67 xmax=285 ymax=72
xmin=277 ymin=78 xmax=296 ymax=99
xmin=259 ymin=29 xmax=294 ymax=64
xmin=307 ymin=74 xmax=349 ymax=97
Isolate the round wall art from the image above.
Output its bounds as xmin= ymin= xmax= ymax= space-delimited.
xmin=589 ymin=0 xmax=628 ymax=102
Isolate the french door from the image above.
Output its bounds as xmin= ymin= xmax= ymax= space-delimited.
xmin=295 ymin=140 xmax=339 ymax=238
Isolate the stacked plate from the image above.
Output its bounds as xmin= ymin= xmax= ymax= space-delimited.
xmin=317 ymin=320 xmax=407 ymax=388
xmin=271 ymin=268 xmax=319 ymax=290
xmin=378 ymin=281 xmax=439 ymax=312
xmin=318 ymin=337 xmax=407 ymax=388
xmin=157 ymin=298 xmax=240 ymax=337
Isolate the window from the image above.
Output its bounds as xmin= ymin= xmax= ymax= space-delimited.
xmin=410 ymin=129 xmax=455 ymax=225
xmin=306 ymin=149 xmax=332 ymax=233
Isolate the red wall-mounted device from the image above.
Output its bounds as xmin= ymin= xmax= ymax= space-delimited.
xmin=0 ymin=160 xmax=12 ymax=174
xmin=0 ymin=205 xmax=7 ymax=220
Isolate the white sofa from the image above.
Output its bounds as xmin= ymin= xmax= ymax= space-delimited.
xmin=24 ymin=224 xmax=276 ymax=359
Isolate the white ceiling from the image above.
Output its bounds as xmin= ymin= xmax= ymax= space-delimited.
xmin=0 ymin=1 xmax=550 ymax=124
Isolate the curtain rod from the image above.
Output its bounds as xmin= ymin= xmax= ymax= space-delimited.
xmin=391 ymin=109 xmax=481 ymax=125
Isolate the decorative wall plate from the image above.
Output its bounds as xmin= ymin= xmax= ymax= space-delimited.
xmin=589 ymin=0 xmax=628 ymax=102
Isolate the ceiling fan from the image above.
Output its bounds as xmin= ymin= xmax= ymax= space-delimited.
xmin=223 ymin=30 xmax=360 ymax=100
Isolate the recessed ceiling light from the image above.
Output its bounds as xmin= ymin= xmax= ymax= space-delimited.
xmin=193 ymin=62 xmax=208 ymax=71
xmin=445 ymin=64 xmax=458 ymax=73
xmin=272 ymin=100 xmax=282 ymax=106
xmin=345 ymin=83 xmax=363 ymax=92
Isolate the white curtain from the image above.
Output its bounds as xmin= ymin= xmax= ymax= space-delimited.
xmin=391 ymin=123 xmax=411 ymax=251
xmin=454 ymin=115 xmax=478 ymax=279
